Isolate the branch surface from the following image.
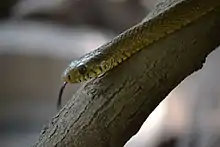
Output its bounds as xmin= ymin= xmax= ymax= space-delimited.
xmin=34 ymin=0 xmax=220 ymax=146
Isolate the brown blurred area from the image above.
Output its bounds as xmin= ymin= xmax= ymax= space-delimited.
xmin=0 ymin=0 xmax=154 ymax=146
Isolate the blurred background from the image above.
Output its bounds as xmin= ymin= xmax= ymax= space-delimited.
xmin=2 ymin=1 xmax=220 ymax=147
xmin=0 ymin=0 xmax=156 ymax=146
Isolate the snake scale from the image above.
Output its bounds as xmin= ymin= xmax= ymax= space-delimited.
xmin=58 ymin=0 xmax=220 ymax=109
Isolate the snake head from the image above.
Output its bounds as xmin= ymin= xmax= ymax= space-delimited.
xmin=59 ymin=61 xmax=89 ymax=109
xmin=62 ymin=60 xmax=90 ymax=83
xmin=62 ymin=51 xmax=111 ymax=83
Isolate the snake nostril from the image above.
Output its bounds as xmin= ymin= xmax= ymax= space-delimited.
xmin=68 ymin=74 xmax=71 ymax=80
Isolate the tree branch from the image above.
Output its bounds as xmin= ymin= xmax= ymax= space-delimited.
xmin=33 ymin=0 xmax=220 ymax=147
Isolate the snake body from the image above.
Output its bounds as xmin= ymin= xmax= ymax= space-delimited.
xmin=62 ymin=0 xmax=220 ymax=83
xmin=57 ymin=0 xmax=220 ymax=109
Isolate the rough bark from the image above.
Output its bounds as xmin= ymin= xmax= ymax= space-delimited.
xmin=33 ymin=0 xmax=220 ymax=147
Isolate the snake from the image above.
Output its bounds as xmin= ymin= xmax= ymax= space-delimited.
xmin=57 ymin=0 xmax=220 ymax=109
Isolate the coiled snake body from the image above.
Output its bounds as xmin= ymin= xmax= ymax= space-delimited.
xmin=58 ymin=0 xmax=220 ymax=109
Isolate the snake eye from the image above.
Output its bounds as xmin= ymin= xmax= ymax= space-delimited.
xmin=78 ymin=65 xmax=87 ymax=74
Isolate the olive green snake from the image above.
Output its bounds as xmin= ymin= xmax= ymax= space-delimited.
xmin=57 ymin=0 xmax=220 ymax=109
